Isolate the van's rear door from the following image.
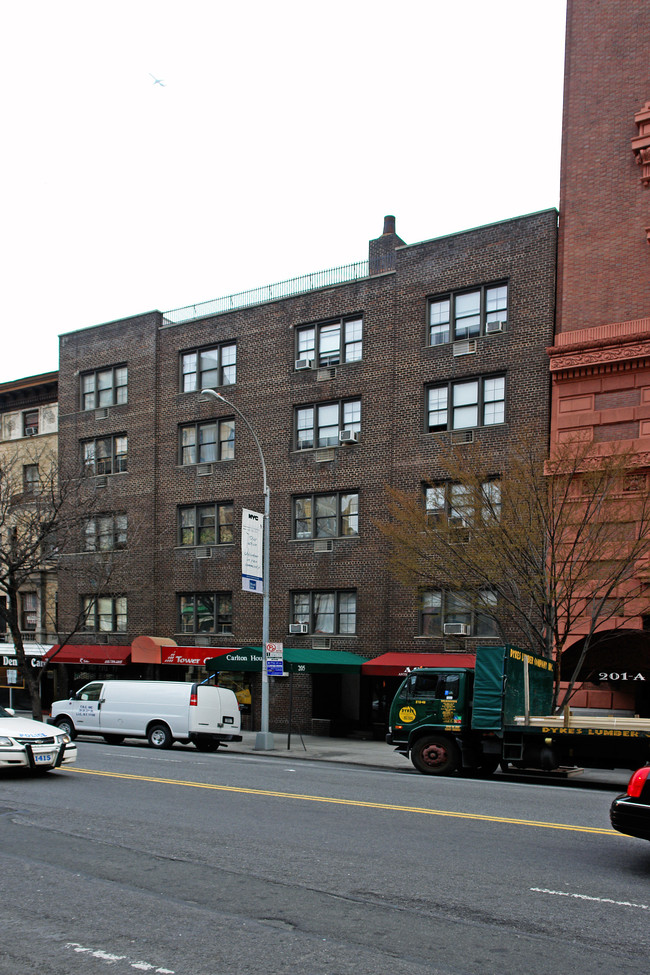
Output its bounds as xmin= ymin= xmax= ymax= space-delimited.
xmin=189 ymin=685 xmax=222 ymax=732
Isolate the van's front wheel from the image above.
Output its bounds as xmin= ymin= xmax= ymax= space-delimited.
xmin=54 ymin=716 xmax=77 ymax=740
xmin=411 ymin=735 xmax=459 ymax=775
xmin=147 ymin=723 xmax=173 ymax=749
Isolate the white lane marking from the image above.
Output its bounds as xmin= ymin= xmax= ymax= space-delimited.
xmin=65 ymin=943 xmax=174 ymax=972
xmin=531 ymin=887 xmax=649 ymax=910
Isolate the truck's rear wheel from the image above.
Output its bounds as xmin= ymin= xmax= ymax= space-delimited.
xmin=411 ymin=735 xmax=460 ymax=775
xmin=147 ymin=723 xmax=173 ymax=749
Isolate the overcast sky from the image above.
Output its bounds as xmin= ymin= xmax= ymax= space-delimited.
xmin=0 ymin=0 xmax=567 ymax=384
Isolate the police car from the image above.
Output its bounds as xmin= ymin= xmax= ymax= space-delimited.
xmin=0 ymin=705 xmax=77 ymax=772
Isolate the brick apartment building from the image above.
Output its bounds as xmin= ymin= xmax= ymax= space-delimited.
xmin=0 ymin=371 xmax=59 ymax=708
xmin=54 ymin=211 xmax=557 ymax=733
xmin=550 ymin=0 xmax=650 ymax=712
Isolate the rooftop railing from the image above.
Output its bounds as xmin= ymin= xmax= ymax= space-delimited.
xmin=162 ymin=259 xmax=369 ymax=325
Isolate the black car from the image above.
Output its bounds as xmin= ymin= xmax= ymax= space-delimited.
xmin=610 ymin=765 xmax=650 ymax=841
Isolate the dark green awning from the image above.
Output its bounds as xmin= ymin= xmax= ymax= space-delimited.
xmin=206 ymin=645 xmax=368 ymax=674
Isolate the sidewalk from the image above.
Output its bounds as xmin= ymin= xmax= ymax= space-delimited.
xmin=225 ymin=729 xmax=406 ymax=770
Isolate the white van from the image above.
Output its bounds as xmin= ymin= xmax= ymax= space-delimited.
xmin=49 ymin=680 xmax=242 ymax=750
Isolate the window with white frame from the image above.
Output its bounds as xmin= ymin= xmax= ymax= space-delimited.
xmin=81 ymin=366 xmax=128 ymax=410
xmin=179 ymin=419 xmax=235 ymax=465
xmin=82 ymin=435 xmax=128 ymax=475
xmin=428 ymin=284 xmax=507 ymax=345
xmin=178 ymin=593 xmax=232 ymax=634
xmin=82 ymin=595 xmax=127 ymax=632
xmin=181 ymin=343 xmax=236 ymax=392
xmin=178 ymin=503 xmax=234 ymax=546
xmin=420 ymin=590 xmax=498 ymax=637
xmin=425 ymin=480 xmax=501 ymax=525
xmin=296 ymin=399 xmax=361 ymax=449
xmin=291 ymin=590 xmax=357 ymax=634
xmin=427 ymin=376 xmax=505 ymax=432
xmin=296 ymin=316 xmax=363 ymax=367
xmin=293 ymin=492 xmax=359 ymax=539
xmin=84 ymin=514 xmax=128 ymax=552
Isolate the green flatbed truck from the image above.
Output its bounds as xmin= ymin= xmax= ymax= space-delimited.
xmin=386 ymin=644 xmax=650 ymax=776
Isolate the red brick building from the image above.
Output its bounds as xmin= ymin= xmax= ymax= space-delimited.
xmin=551 ymin=0 xmax=650 ymax=707
xmin=55 ymin=211 xmax=557 ymax=733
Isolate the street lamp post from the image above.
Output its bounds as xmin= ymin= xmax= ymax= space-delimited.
xmin=200 ymin=388 xmax=274 ymax=750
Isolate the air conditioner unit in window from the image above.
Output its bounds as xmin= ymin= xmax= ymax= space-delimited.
xmin=195 ymin=546 xmax=213 ymax=559
xmin=289 ymin=623 xmax=309 ymax=634
xmin=339 ymin=429 xmax=358 ymax=444
xmin=448 ymin=515 xmax=468 ymax=528
xmin=485 ymin=320 xmax=505 ymax=334
xmin=443 ymin=622 xmax=470 ymax=636
xmin=94 ymin=408 xmax=110 ymax=420
xmin=25 ymin=427 xmax=38 ymax=437
xmin=295 ymin=358 xmax=314 ymax=371
xmin=196 ymin=463 xmax=214 ymax=476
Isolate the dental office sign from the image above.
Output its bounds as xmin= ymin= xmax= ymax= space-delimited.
xmin=241 ymin=508 xmax=264 ymax=594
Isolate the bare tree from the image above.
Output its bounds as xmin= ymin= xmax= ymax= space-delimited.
xmin=378 ymin=429 xmax=650 ymax=710
xmin=0 ymin=444 xmax=127 ymax=720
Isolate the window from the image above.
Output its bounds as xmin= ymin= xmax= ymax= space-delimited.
xmin=82 ymin=435 xmax=128 ymax=475
xmin=296 ymin=316 xmax=363 ymax=367
xmin=23 ymin=410 xmax=39 ymax=436
xmin=84 ymin=514 xmax=128 ymax=552
xmin=427 ymin=376 xmax=505 ymax=431
xmin=82 ymin=596 xmax=127 ymax=632
xmin=178 ymin=593 xmax=233 ymax=634
xmin=425 ymin=480 xmax=501 ymax=526
xmin=178 ymin=503 xmax=234 ymax=546
xmin=81 ymin=366 xmax=128 ymax=410
xmin=296 ymin=399 xmax=361 ymax=449
xmin=398 ymin=672 xmax=461 ymax=701
xmin=293 ymin=492 xmax=359 ymax=539
xmin=179 ymin=420 xmax=235 ymax=465
xmin=21 ymin=592 xmax=38 ymax=632
xmin=291 ymin=590 xmax=356 ymax=634
xmin=428 ymin=284 xmax=507 ymax=345
xmin=23 ymin=464 xmax=40 ymax=495
xmin=420 ymin=590 xmax=498 ymax=637
xmin=181 ymin=343 xmax=236 ymax=392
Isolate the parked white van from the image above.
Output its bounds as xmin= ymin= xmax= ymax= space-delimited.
xmin=49 ymin=680 xmax=242 ymax=750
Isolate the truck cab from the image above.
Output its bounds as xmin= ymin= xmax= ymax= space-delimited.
xmin=387 ymin=667 xmax=474 ymax=774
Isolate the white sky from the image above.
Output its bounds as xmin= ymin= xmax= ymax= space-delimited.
xmin=0 ymin=0 xmax=567 ymax=384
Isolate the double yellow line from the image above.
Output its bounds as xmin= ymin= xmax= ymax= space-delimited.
xmin=71 ymin=767 xmax=618 ymax=836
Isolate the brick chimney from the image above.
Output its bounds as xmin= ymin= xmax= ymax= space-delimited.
xmin=368 ymin=215 xmax=406 ymax=275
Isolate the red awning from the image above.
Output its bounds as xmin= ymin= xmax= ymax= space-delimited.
xmin=361 ymin=652 xmax=476 ymax=676
xmin=161 ymin=646 xmax=235 ymax=666
xmin=44 ymin=645 xmax=131 ymax=666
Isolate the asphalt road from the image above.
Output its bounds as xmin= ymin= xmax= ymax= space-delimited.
xmin=1 ymin=739 xmax=649 ymax=975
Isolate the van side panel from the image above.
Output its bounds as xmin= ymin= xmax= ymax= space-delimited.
xmin=99 ymin=682 xmax=192 ymax=737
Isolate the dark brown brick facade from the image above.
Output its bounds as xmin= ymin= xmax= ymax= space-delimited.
xmin=57 ymin=212 xmax=557 ymax=730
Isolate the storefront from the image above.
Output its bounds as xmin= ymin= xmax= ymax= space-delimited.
xmin=206 ymin=646 xmax=369 ymax=736
xmin=43 ymin=644 xmax=133 ymax=705
xmin=0 ymin=643 xmax=52 ymax=710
